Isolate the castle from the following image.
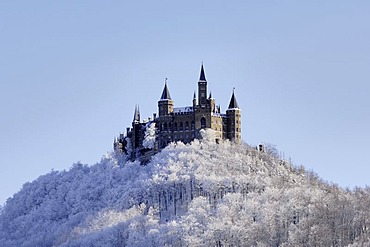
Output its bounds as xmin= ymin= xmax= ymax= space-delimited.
xmin=114 ymin=64 xmax=242 ymax=160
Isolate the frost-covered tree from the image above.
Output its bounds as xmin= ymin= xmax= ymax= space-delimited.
xmin=1 ymin=140 xmax=370 ymax=246
xmin=143 ymin=123 xmax=156 ymax=149
xmin=199 ymin=128 xmax=217 ymax=143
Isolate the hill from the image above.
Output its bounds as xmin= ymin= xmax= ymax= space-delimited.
xmin=1 ymin=130 xmax=370 ymax=246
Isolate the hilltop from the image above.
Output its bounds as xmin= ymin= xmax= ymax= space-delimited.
xmin=1 ymin=131 xmax=370 ymax=246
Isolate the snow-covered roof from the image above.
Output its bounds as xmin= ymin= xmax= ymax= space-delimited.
xmin=173 ymin=106 xmax=193 ymax=113
xmin=212 ymin=113 xmax=227 ymax=117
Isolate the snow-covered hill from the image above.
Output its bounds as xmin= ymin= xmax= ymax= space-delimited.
xmin=1 ymin=131 xmax=370 ymax=246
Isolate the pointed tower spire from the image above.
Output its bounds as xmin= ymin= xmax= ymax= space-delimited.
xmin=133 ymin=104 xmax=140 ymax=122
xmin=199 ymin=63 xmax=206 ymax=81
xmin=158 ymin=78 xmax=174 ymax=117
xmin=198 ymin=63 xmax=207 ymax=107
xmin=228 ymin=88 xmax=239 ymax=109
xmin=160 ymin=78 xmax=172 ymax=100
xmin=193 ymin=90 xmax=197 ymax=108
xmin=209 ymin=91 xmax=213 ymax=99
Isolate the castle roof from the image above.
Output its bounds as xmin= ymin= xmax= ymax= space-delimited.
xmin=199 ymin=64 xmax=206 ymax=81
xmin=173 ymin=106 xmax=194 ymax=113
xmin=133 ymin=104 xmax=140 ymax=122
xmin=228 ymin=90 xmax=239 ymax=109
xmin=160 ymin=81 xmax=172 ymax=100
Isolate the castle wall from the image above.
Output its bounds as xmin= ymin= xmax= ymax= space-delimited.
xmin=211 ymin=115 xmax=225 ymax=141
xmin=156 ymin=111 xmax=196 ymax=148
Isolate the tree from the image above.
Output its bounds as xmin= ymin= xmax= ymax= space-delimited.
xmin=143 ymin=123 xmax=156 ymax=149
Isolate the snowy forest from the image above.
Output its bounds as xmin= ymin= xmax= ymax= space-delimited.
xmin=1 ymin=130 xmax=370 ymax=246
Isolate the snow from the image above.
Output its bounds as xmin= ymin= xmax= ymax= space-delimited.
xmin=1 ymin=139 xmax=370 ymax=246
xmin=173 ymin=106 xmax=193 ymax=113
xmin=143 ymin=123 xmax=156 ymax=149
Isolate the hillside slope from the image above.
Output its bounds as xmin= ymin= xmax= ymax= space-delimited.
xmin=1 ymin=132 xmax=370 ymax=246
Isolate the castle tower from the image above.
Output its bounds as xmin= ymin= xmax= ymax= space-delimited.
xmin=158 ymin=80 xmax=174 ymax=117
xmin=198 ymin=64 xmax=207 ymax=108
xmin=226 ymin=90 xmax=242 ymax=143
xmin=208 ymin=92 xmax=216 ymax=113
xmin=194 ymin=64 xmax=212 ymax=131
xmin=132 ymin=105 xmax=141 ymax=149
xmin=193 ymin=91 xmax=197 ymax=109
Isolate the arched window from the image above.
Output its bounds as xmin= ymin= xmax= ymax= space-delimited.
xmin=179 ymin=122 xmax=183 ymax=131
xmin=201 ymin=117 xmax=206 ymax=128
xmin=174 ymin=122 xmax=178 ymax=131
xmin=191 ymin=120 xmax=195 ymax=130
xmin=185 ymin=121 xmax=189 ymax=130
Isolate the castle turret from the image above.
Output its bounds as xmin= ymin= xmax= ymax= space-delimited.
xmin=193 ymin=91 xmax=197 ymax=109
xmin=198 ymin=64 xmax=207 ymax=108
xmin=208 ymin=91 xmax=216 ymax=113
xmin=132 ymin=105 xmax=142 ymax=149
xmin=158 ymin=80 xmax=174 ymax=117
xmin=226 ymin=89 xmax=242 ymax=143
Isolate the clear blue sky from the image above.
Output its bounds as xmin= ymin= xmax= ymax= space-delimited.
xmin=1 ymin=1 xmax=369 ymax=204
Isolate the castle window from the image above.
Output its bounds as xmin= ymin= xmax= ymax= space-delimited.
xmin=174 ymin=122 xmax=178 ymax=131
xmin=179 ymin=122 xmax=183 ymax=131
xmin=185 ymin=121 xmax=189 ymax=130
xmin=191 ymin=120 xmax=195 ymax=130
xmin=201 ymin=117 xmax=206 ymax=128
